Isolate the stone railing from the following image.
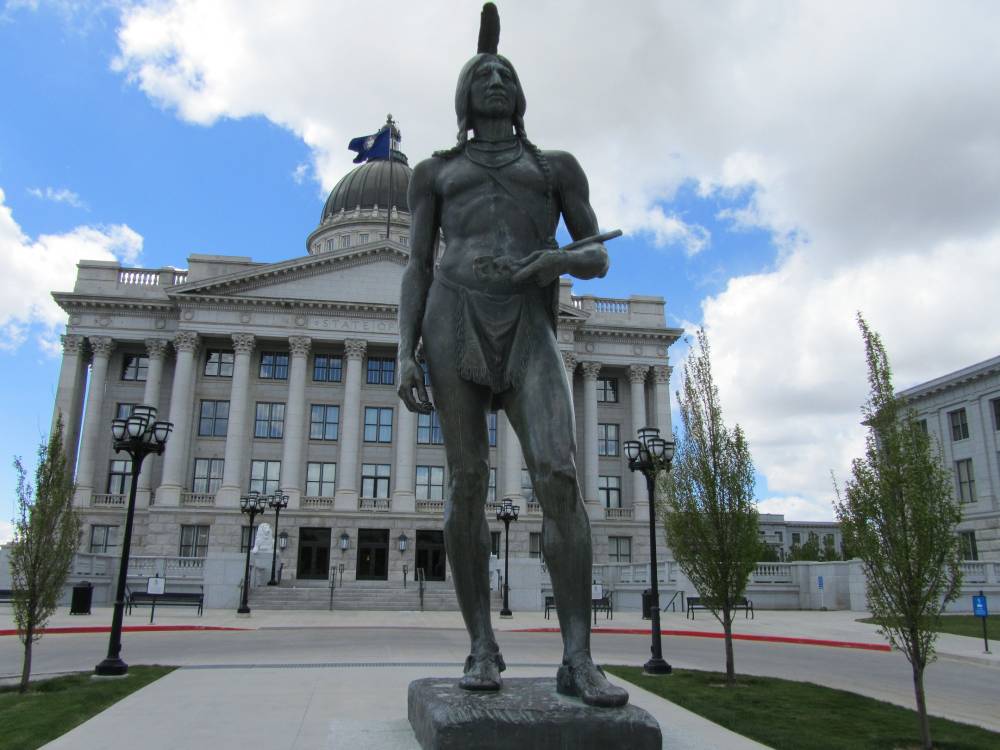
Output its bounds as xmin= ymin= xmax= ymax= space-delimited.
xmin=604 ymin=507 xmax=634 ymax=520
xmin=591 ymin=561 xmax=673 ymax=586
xmin=73 ymin=552 xmax=115 ymax=577
xmin=750 ymin=563 xmax=794 ymax=584
xmin=117 ymin=267 xmax=189 ymax=287
xmin=181 ymin=492 xmax=216 ymax=507
xmin=92 ymin=493 xmax=126 ymax=506
xmin=359 ymin=497 xmax=391 ymax=512
xmin=571 ymin=296 xmax=630 ymax=314
xmin=416 ymin=499 xmax=445 ymax=513
xmin=129 ymin=555 xmax=205 ymax=580
xmin=959 ymin=561 xmax=1000 ymax=584
xmin=301 ymin=496 xmax=334 ymax=509
xmin=526 ymin=502 xmax=541 ymax=514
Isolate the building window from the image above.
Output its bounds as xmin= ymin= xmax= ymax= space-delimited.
xmin=309 ymin=404 xmax=340 ymax=440
xmin=366 ymin=357 xmax=395 ymax=385
xmin=89 ymin=525 xmax=119 ymax=554
xmin=179 ymin=524 xmax=209 ymax=558
xmin=240 ymin=526 xmax=257 ymax=554
xmin=339 ymin=235 xmax=350 ymax=249
xmin=199 ymin=400 xmax=230 ymax=437
xmin=249 ymin=460 xmax=281 ymax=495
xmin=529 ymin=532 xmax=542 ymax=559
xmin=791 ymin=532 xmax=801 ymax=546
xmin=254 ymin=402 xmax=285 ymax=439
xmin=313 ymin=354 xmax=343 ymax=382
xmin=107 ymin=459 xmax=132 ymax=494
xmin=992 ymin=398 xmax=1000 ymax=431
xmin=823 ymin=533 xmax=835 ymax=548
xmin=361 ymin=463 xmax=391 ymax=498
xmin=306 ymin=462 xmax=336 ymax=497
xmin=417 ymin=411 xmax=444 ymax=445
xmin=956 ymin=458 xmax=975 ymax=503
xmin=598 ymin=475 xmax=621 ymax=508
xmin=521 ymin=469 xmax=535 ymax=502
xmin=491 ymin=531 xmax=501 ymax=557
xmin=121 ymin=354 xmax=148 ymax=381
xmin=359 ymin=233 xmax=369 ymax=244
xmin=488 ymin=468 xmax=496 ymax=502
xmin=598 ymin=423 xmax=620 ymax=456
xmin=917 ymin=418 xmax=928 ymax=434
xmin=259 ymin=351 xmax=289 ymax=380
xmin=959 ymin=530 xmax=979 ymax=561
xmin=949 ymin=408 xmax=969 ymax=441
xmin=609 ymin=536 xmax=632 ymax=563
xmin=416 ymin=465 xmax=445 ymax=500
xmin=204 ymin=349 xmax=234 ymax=377
xmin=488 ymin=412 xmax=498 ymax=447
xmin=597 ymin=377 xmax=618 ymax=403
xmin=116 ymin=403 xmax=136 ymax=420
xmin=192 ymin=458 xmax=224 ymax=494
xmin=364 ymin=406 xmax=393 ymax=443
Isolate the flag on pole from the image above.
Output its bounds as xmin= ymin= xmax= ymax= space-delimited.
xmin=348 ymin=127 xmax=391 ymax=164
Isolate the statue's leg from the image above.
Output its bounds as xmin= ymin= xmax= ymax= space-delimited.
xmin=504 ymin=343 xmax=628 ymax=707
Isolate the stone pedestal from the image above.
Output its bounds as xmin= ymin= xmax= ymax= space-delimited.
xmin=408 ymin=677 xmax=661 ymax=750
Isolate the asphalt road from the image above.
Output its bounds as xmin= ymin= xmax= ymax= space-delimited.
xmin=2 ymin=625 xmax=997 ymax=732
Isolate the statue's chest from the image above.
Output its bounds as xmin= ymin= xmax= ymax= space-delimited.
xmin=440 ymin=155 xmax=548 ymax=210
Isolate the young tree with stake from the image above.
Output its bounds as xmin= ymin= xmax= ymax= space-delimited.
xmin=662 ymin=329 xmax=758 ymax=685
xmin=10 ymin=419 xmax=80 ymax=693
xmin=834 ymin=315 xmax=962 ymax=750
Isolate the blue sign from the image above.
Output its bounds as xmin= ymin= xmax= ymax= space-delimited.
xmin=973 ymin=595 xmax=988 ymax=617
xmin=817 ymin=575 xmax=824 ymax=590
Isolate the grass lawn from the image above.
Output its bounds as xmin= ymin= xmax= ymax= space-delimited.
xmin=858 ymin=615 xmax=999 ymax=642
xmin=605 ymin=666 xmax=1000 ymax=750
xmin=0 ymin=666 xmax=174 ymax=750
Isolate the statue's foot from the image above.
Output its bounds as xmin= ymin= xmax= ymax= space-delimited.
xmin=556 ymin=656 xmax=629 ymax=707
xmin=459 ymin=651 xmax=506 ymax=691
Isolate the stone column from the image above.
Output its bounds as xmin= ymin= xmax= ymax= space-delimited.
xmin=218 ymin=333 xmax=256 ymax=507
xmin=280 ymin=335 xmax=311 ymax=509
xmin=334 ymin=338 xmax=366 ymax=511
xmin=73 ymin=336 xmax=114 ymax=506
xmin=156 ymin=331 xmax=199 ymax=507
xmin=392 ymin=395 xmax=416 ymax=513
xmin=652 ymin=364 xmax=673 ymax=437
xmin=580 ymin=362 xmax=602 ymax=517
xmin=137 ymin=338 xmax=171 ymax=505
xmin=500 ymin=411 xmax=523 ymax=502
xmin=51 ymin=334 xmax=88 ymax=477
xmin=561 ymin=350 xmax=578 ymax=395
xmin=629 ymin=364 xmax=651 ymax=522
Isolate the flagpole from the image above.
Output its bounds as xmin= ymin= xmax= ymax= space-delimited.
xmin=385 ymin=113 xmax=394 ymax=241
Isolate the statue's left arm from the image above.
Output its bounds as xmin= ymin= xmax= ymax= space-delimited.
xmin=511 ymin=150 xmax=610 ymax=286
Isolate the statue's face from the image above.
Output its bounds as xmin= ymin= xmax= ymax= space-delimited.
xmin=469 ymin=58 xmax=517 ymax=120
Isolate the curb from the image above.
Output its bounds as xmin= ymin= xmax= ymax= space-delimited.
xmin=0 ymin=625 xmax=248 ymax=637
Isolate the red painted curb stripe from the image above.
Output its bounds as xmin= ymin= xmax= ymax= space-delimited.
xmin=0 ymin=625 xmax=247 ymax=637
xmin=511 ymin=627 xmax=892 ymax=652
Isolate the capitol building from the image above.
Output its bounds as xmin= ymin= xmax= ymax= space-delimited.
xmin=50 ymin=143 xmax=684 ymax=595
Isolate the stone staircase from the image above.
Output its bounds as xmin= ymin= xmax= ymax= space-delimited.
xmin=249 ymin=580 xmax=462 ymax=611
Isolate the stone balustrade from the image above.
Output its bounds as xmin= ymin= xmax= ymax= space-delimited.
xmin=180 ymin=492 xmax=216 ymax=507
xmin=359 ymin=497 xmax=391 ymax=512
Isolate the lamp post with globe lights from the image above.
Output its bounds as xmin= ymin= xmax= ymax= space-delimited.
xmin=496 ymin=497 xmax=520 ymax=618
xmin=267 ymin=492 xmax=289 ymax=586
xmin=95 ymin=405 xmax=173 ymax=676
xmin=623 ymin=426 xmax=675 ymax=675
xmin=238 ymin=491 xmax=268 ymax=614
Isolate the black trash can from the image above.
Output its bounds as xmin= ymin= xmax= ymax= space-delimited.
xmin=70 ymin=581 xmax=93 ymax=615
xmin=641 ymin=589 xmax=654 ymax=620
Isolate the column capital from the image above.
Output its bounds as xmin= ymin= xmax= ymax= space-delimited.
xmin=581 ymin=361 xmax=602 ymax=380
xmin=653 ymin=364 xmax=672 ymax=384
xmin=88 ymin=336 xmax=115 ymax=358
xmin=561 ymin=350 xmax=578 ymax=374
xmin=232 ymin=332 xmax=255 ymax=354
xmin=61 ymin=334 xmax=86 ymax=356
xmin=344 ymin=338 xmax=367 ymax=360
xmin=145 ymin=337 xmax=171 ymax=360
xmin=628 ymin=364 xmax=649 ymax=384
xmin=289 ymin=335 xmax=312 ymax=357
xmin=174 ymin=330 xmax=200 ymax=353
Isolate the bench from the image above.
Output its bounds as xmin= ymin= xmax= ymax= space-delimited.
xmin=126 ymin=586 xmax=204 ymax=619
xmin=544 ymin=595 xmax=556 ymax=619
xmin=592 ymin=595 xmax=613 ymax=623
xmin=0 ymin=589 xmax=13 ymax=604
xmin=686 ymin=596 xmax=753 ymax=620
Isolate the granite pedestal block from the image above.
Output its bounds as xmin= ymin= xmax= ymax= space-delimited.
xmin=408 ymin=677 xmax=662 ymax=750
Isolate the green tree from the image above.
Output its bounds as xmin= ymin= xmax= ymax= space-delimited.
xmin=663 ymin=329 xmax=758 ymax=685
xmin=10 ymin=419 xmax=80 ymax=693
xmin=787 ymin=537 xmax=822 ymax=562
xmin=756 ymin=538 xmax=780 ymax=562
xmin=834 ymin=315 xmax=962 ymax=750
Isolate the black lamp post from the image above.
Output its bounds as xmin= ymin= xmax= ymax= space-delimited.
xmin=238 ymin=491 xmax=268 ymax=614
xmin=267 ymin=492 xmax=289 ymax=586
xmin=623 ymin=426 xmax=675 ymax=675
xmin=496 ymin=497 xmax=520 ymax=618
xmin=95 ymin=405 xmax=172 ymax=677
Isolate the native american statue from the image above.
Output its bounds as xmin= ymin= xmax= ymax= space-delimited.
xmin=397 ymin=3 xmax=627 ymax=707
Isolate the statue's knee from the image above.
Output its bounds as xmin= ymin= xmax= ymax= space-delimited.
xmin=531 ymin=462 xmax=577 ymax=499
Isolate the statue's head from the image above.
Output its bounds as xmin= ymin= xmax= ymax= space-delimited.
xmin=454 ymin=4 xmax=526 ymax=141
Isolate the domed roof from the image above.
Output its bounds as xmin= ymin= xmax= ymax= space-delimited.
xmin=321 ymin=151 xmax=412 ymax=221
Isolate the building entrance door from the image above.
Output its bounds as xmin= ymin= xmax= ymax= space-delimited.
xmin=415 ymin=530 xmax=447 ymax=581
xmin=356 ymin=528 xmax=389 ymax=580
xmin=297 ymin=528 xmax=331 ymax=580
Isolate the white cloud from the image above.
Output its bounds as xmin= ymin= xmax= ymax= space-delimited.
xmin=291 ymin=162 xmax=309 ymax=186
xmin=0 ymin=187 xmax=143 ymax=353
xmin=27 ymin=186 xmax=86 ymax=209
xmin=0 ymin=520 xmax=13 ymax=545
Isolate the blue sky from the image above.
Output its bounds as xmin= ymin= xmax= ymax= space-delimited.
xmin=3 ymin=2 xmax=1000 ymax=539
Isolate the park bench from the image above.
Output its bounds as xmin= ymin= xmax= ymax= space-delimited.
xmin=592 ymin=595 xmax=613 ymax=623
xmin=686 ymin=596 xmax=753 ymax=620
xmin=544 ymin=595 xmax=556 ymax=619
xmin=126 ymin=585 xmax=204 ymax=617
xmin=0 ymin=589 xmax=13 ymax=604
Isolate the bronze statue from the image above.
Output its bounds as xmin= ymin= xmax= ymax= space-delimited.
xmin=398 ymin=3 xmax=627 ymax=707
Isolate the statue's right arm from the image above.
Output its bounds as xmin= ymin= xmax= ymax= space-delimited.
xmin=397 ymin=158 xmax=439 ymax=414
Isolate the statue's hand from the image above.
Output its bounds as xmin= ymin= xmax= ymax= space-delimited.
xmin=397 ymin=356 xmax=434 ymax=414
xmin=511 ymin=249 xmax=567 ymax=287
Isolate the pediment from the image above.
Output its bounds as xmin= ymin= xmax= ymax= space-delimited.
xmin=557 ymin=302 xmax=590 ymax=321
xmin=169 ymin=244 xmax=409 ymax=307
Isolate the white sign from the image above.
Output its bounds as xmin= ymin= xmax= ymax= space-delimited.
xmin=592 ymin=584 xmax=604 ymax=600
xmin=147 ymin=576 xmax=165 ymax=595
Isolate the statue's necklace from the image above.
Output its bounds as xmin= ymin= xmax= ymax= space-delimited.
xmin=464 ymin=138 xmax=523 ymax=169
